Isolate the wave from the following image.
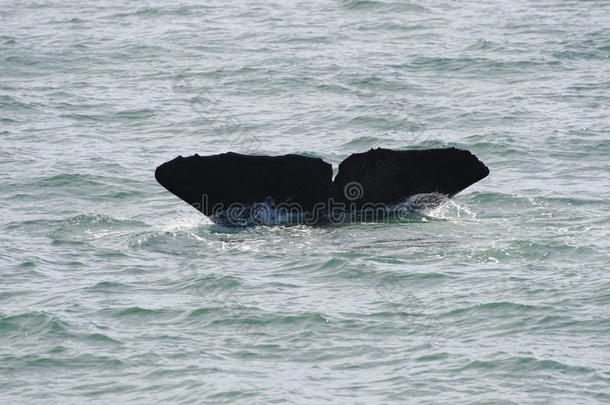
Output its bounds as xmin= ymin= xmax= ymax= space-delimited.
xmin=0 ymin=311 xmax=69 ymax=339
xmin=341 ymin=0 xmax=428 ymax=13
xmin=48 ymin=213 xmax=149 ymax=245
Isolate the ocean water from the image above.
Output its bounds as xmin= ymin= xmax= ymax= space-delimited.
xmin=1 ymin=0 xmax=609 ymax=403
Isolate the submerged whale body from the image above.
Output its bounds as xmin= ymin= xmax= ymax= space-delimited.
xmin=155 ymin=147 xmax=489 ymax=225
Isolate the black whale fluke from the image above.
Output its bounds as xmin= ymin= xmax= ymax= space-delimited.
xmin=333 ymin=147 xmax=489 ymax=209
xmin=155 ymin=147 xmax=489 ymax=220
xmin=155 ymin=152 xmax=333 ymax=216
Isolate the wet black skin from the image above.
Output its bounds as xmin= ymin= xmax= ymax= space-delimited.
xmin=155 ymin=147 xmax=489 ymax=218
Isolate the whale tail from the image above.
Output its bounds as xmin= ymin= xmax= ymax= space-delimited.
xmin=333 ymin=147 xmax=489 ymax=209
xmin=155 ymin=152 xmax=333 ymax=216
xmin=155 ymin=147 xmax=489 ymax=221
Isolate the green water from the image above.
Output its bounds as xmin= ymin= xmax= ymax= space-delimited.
xmin=1 ymin=0 xmax=609 ymax=403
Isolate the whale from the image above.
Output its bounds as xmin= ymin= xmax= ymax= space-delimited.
xmin=155 ymin=147 xmax=489 ymax=225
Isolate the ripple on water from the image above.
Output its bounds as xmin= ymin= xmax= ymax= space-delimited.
xmin=2 ymin=0 xmax=610 ymax=403
xmin=48 ymin=213 xmax=149 ymax=244
xmin=0 ymin=312 xmax=70 ymax=340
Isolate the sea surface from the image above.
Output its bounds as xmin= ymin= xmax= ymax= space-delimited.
xmin=1 ymin=0 xmax=609 ymax=403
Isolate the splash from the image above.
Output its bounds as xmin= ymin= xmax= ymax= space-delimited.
xmin=425 ymin=197 xmax=478 ymax=221
xmin=159 ymin=209 xmax=212 ymax=234
xmin=207 ymin=193 xmax=464 ymax=227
